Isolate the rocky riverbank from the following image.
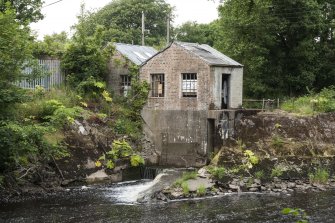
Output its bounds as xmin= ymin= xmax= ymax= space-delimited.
xmin=153 ymin=167 xmax=335 ymax=202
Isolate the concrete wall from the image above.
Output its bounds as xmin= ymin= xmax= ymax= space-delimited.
xmin=212 ymin=67 xmax=244 ymax=109
xmin=142 ymin=109 xmax=208 ymax=167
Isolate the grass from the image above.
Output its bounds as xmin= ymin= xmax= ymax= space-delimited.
xmin=173 ymin=171 xmax=198 ymax=188
xmin=196 ymin=185 xmax=206 ymax=197
xmin=309 ymin=168 xmax=330 ymax=184
xmin=281 ymin=86 xmax=335 ymax=115
xmin=181 ymin=182 xmax=190 ymax=195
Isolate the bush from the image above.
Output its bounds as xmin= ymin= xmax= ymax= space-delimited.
xmin=130 ymin=154 xmax=145 ymax=167
xmin=254 ymin=170 xmax=265 ymax=179
xmin=96 ymin=140 xmax=143 ymax=170
xmin=49 ymin=106 xmax=84 ymax=127
xmin=271 ymin=166 xmax=285 ymax=178
xmin=271 ymin=135 xmax=284 ymax=148
xmin=0 ymin=122 xmax=68 ymax=172
xmin=309 ymin=168 xmax=329 ymax=184
xmin=208 ymin=166 xmax=226 ymax=180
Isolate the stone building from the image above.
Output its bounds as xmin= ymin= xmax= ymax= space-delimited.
xmin=140 ymin=41 xmax=243 ymax=167
xmin=107 ymin=43 xmax=157 ymax=96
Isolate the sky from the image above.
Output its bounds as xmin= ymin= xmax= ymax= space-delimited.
xmin=30 ymin=0 xmax=220 ymax=40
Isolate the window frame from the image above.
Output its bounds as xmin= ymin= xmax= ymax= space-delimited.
xmin=181 ymin=73 xmax=197 ymax=98
xmin=120 ymin=75 xmax=131 ymax=96
xmin=150 ymin=73 xmax=165 ymax=98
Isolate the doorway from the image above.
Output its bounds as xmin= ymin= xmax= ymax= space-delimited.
xmin=221 ymin=74 xmax=230 ymax=109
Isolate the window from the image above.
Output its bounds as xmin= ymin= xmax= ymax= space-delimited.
xmin=151 ymin=74 xmax=164 ymax=97
xmin=120 ymin=75 xmax=131 ymax=96
xmin=182 ymin=73 xmax=197 ymax=97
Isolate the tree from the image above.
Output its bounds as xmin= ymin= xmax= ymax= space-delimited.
xmin=62 ymin=7 xmax=114 ymax=87
xmin=215 ymin=0 xmax=328 ymax=98
xmin=174 ymin=21 xmax=216 ymax=46
xmin=33 ymin=32 xmax=69 ymax=58
xmin=76 ymin=0 xmax=173 ymax=46
xmin=0 ymin=0 xmax=43 ymax=24
xmin=0 ymin=8 xmax=34 ymax=117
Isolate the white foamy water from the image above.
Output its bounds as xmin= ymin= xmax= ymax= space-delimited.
xmin=104 ymin=180 xmax=154 ymax=203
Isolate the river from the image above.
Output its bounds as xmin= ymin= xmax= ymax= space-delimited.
xmin=1 ymin=180 xmax=334 ymax=223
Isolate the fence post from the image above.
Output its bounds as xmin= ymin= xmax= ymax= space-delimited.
xmin=262 ymin=99 xmax=265 ymax=111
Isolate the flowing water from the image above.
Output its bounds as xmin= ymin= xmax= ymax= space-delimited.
xmin=1 ymin=180 xmax=335 ymax=223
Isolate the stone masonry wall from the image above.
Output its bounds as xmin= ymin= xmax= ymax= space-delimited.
xmin=107 ymin=51 xmax=130 ymax=95
xmin=140 ymin=43 xmax=212 ymax=111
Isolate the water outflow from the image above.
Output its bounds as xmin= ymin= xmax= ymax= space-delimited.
xmin=140 ymin=166 xmax=163 ymax=179
xmin=104 ymin=180 xmax=154 ymax=203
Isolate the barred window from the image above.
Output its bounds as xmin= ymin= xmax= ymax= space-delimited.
xmin=182 ymin=73 xmax=197 ymax=97
xmin=120 ymin=75 xmax=131 ymax=96
xmin=151 ymin=74 xmax=164 ymax=97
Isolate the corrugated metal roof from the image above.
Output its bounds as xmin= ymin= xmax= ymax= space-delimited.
xmin=175 ymin=41 xmax=243 ymax=67
xmin=115 ymin=43 xmax=158 ymax=65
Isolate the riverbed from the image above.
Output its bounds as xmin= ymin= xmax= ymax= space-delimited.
xmin=1 ymin=180 xmax=334 ymax=223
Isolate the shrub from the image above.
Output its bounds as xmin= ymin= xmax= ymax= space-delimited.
xmin=130 ymin=154 xmax=145 ymax=167
xmin=96 ymin=140 xmax=143 ymax=170
xmin=208 ymin=166 xmax=226 ymax=180
xmin=254 ymin=170 xmax=265 ymax=179
xmin=309 ymin=168 xmax=329 ymax=184
xmin=271 ymin=166 xmax=284 ymax=178
xmin=49 ymin=106 xmax=84 ymax=127
xmin=0 ymin=122 xmax=68 ymax=172
xmin=196 ymin=185 xmax=206 ymax=197
xmin=40 ymin=99 xmax=64 ymax=119
xmin=271 ymin=135 xmax=284 ymax=148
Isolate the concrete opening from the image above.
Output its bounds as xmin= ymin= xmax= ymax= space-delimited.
xmin=221 ymin=74 xmax=230 ymax=109
xmin=207 ymin=119 xmax=215 ymax=155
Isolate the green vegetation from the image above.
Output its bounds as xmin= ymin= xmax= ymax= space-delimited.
xmin=254 ymin=170 xmax=265 ymax=180
xmin=96 ymin=140 xmax=145 ymax=169
xmin=173 ymin=171 xmax=197 ymax=188
xmin=196 ymin=185 xmax=206 ymax=197
xmin=76 ymin=0 xmax=173 ymax=47
xmin=215 ymin=0 xmax=335 ymax=98
xmin=271 ymin=136 xmax=285 ymax=148
xmin=243 ymin=150 xmax=260 ymax=169
xmin=207 ymin=166 xmax=226 ymax=180
xmin=282 ymin=87 xmax=335 ymax=115
xmin=281 ymin=208 xmax=309 ymax=223
xmin=271 ymin=166 xmax=285 ymax=178
xmin=181 ymin=181 xmax=190 ymax=195
xmin=309 ymin=168 xmax=330 ymax=184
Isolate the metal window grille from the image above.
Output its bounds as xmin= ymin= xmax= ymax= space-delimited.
xmin=120 ymin=75 xmax=131 ymax=96
xmin=151 ymin=73 xmax=164 ymax=97
xmin=182 ymin=73 xmax=197 ymax=97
